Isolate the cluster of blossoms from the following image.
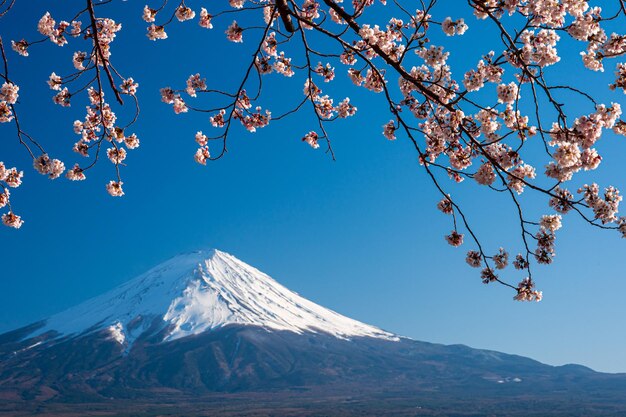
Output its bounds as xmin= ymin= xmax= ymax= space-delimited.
xmin=302 ymin=131 xmax=320 ymax=149
xmin=37 ymin=12 xmax=81 ymax=47
xmin=0 ymin=162 xmax=24 ymax=228
xmin=445 ymin=231 xmax=464 ymax=247
xmin=33 ymin=154 xmax=65 ymax=180
xmin=194 ymin=132 xmax=211 ymax=165
xmin=71 ymin=86 xmax=139 ymax=195
xmin=304 ymin=79 xmax=357 ymax=121
xmin=578 ymin=184 xmax=623 ymax=225
xmin=7 ymin=7 xmax=138 ymax=210
xmin=0 ymin=82 xmax=19 ymax=123
xmin=514 ymin=277 xmax=542 ymax=302
xmin=3 ymin=0 xmax=626 ymax=304
xmin=463 ymin=53 xmax=504 ymax=92
xmin=441 ymin=17 xmax=468 ymax=36
xmin=547 ymin=103 xmax=621 ymax=182
xmin=5 ymin=6 xmax=133 ymax=228
xmin=534 ymin=215 xmax=560 ymax=265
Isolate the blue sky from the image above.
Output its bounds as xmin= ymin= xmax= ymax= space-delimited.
xmin=1 ymin=1 xmax=626 ymax=372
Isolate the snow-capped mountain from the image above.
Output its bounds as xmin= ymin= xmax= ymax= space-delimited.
xmin=2 ymin=249 xmax=626 ymax=415
xmin=29 ymin=249 xmax=397 ymax=345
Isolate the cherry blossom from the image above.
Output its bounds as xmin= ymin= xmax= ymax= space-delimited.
xmin=199 ymin=8 xmax=213 ymax=29
xmin=147 ymin=24 xmax=167 ymax=41
xmin=2 ymin=212 xmax=23 ymax=229
xmin=11 ymin=40 xmax=28 ymax=56
xmin=302 ymin=131 xmax=320 ymax=149
xmin=0 ymin=83 xmax=19 ymax=104
xmin=66 ymin=164 xmax=86 ymax=181
xmin=226 ymin=21 xmax=243 ymax=43
xmin=2 ymin=0 xmax=626 ymax=303
xmin=445 ymin=231 xmax=464 ymax=247
xmin=142 ymin=6 xmax=157 ymax=23
xmin=441 ymin=17 xmax=468 ymax=36
xmin=175 ymin=6 xmax=195 ymax=22
xmin=106 ymin=181 xmax=124 ymax=197
xmin=194 ymin=147 xmax=211 ymax=165
xmin=382 ymin=120 xmax=396 ymax=140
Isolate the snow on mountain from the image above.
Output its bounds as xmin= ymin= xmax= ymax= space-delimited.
xmin=30 ymin=249 xmax=398 ymax=345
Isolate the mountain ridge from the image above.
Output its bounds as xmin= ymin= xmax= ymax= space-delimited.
xmin=22 ymin=249 xmax=398 ymax=348
xmin=2 ymin=249 xmax=626 ymax=416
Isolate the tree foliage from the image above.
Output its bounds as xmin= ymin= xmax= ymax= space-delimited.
xmin=1 ymin=0 xmax=626 ymax=299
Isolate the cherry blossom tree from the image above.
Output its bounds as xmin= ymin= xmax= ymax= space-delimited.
xmin=1 ymin=0 xmax=626 ymax=301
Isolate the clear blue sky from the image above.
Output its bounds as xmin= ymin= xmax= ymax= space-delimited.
xmin=2 ymin=1 xmax=626 ymax=373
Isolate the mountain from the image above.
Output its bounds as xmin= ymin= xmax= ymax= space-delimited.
xmin=1 ymin=249 xmax=626 ymax=417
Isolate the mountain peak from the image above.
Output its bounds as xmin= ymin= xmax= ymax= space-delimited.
xmin=29 ymin=249 xmax=398 ymax=346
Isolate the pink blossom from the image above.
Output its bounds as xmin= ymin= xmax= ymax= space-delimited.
xmin=497 ymin=82 xmax=519 ymax=104
xmin=70 ymin=21 xmax=82 ymax=37
xmin=336 ymin=98 xmax=357 ymax=118
xmin=66 ymin=164 xmax=86 ymax=181
xmin=466 ymin=250 xmax=481 ymax=267
xmin=199 ymin=8 xmax=213 ymax=29
xmin=4 ymin=168 xmax=23 ymax=188
xmin=172 ymin=97 xmax=188 ymax=114
xmin=514 ymin=278 xmax=542 ymax=302
xmin=52 ymin=88 xmax=71 ymax=106
xmin=513 ymin=254 xmax=529 ymax=270
xmin=0 ymin=101 xmax=13 ymax=123
xmin=48 ymin=159 xmax=65 ymax=179
xmin=610 ymin=63 xmax=626 ymax=93
xmin=441 ymin=17 xmax=468 ymax=36
xmin=348 ymin=69 xmax=364 ymax=86
xmin=194 ymin=147 xmax=211 ymax=165
xmin=2 ymin=212 xmax=23 ymax=229
xmin=302 ymin=131 xmax=320 ymax=149
xmin=481 ymin=267 xmax=497 ymax=284
xmin=147 ymin=24 xmax=167 ymax=41
xmin=382 ymin=120 xmax=396 ymax=140
xmin=226 ymin=21 xmax=243 ymax=43
xmin=508 ymin=163 xmax=536 ymax=194
xmin=540 ymin=214 xmax=562 ymax=232
xmin=107 ymin=147 xmax=127 ymax=164
xmin=142 ymin=6 xmax=157 ymax=23
xmin=274 ymin=52 xmax=294 ymax=77
xmin=210 ymin=109 xmax=227 ymax=127
xmin=0 ymin=162 xmax=6 ymax=181
xmin=553 ymin=142 xmax=581 ymax=168
xmin=445 ymin=231 xmax=464 ymax=247
xmin=363 ymin=69 xmax=384 ymax=92
xmin=0 ymin=189 xmax=9 ymax=208
xmin=416 ymin=45 xmax=449 ymax=67
xmin=160 ymin=87 xmax=176 ymax=104
xmin=175 ymin=6 xmax=195 ymax=22
xmin=474 ymin=163 xmax=496 ymax=186
xmin=120 ymin=78 xmax=138 ymax=95
xmin=437 ymin=196 xmax=453 ymax=214
xmin=186 ymin=74 xmax=206 ymax=97
xmin=314 ymin=62 xmax=335 ymax=82
xmin=38 ymin=12 xmax=55 ymax=37
xmin=106 ymin=180 xmax=124 ymax=197
xmin=549 ymin=187 xmax=574 ymax=214
xmin=493 ymin=248 xmax=508 ymax=269
xmin=48 ymin=73 xmax=62 ymax=91
xmin=11 ymin=40 xmax=28 ymax=57
xmin=73 ymin=51 xmax=87 ymax=70
xmin=125 ymin=133 xmax=140 ymax=149
xmin=0 ymin=83 xmax=18 ymax=104
xmin=195 ymin=131 xmax=208 ymax=146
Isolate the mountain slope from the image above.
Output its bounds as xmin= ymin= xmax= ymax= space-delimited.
xmin=1 ymin=249 xmax=626 ymax=416
xmin=28 ymin=249 xmax=396 ymax=345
